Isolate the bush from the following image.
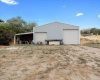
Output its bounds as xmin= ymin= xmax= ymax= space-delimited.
xmin=0 ymin=30 xmax=14 ymax=45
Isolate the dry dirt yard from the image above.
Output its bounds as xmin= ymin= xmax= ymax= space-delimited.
xmin=0 ymin=45 xmax=100 ymax=80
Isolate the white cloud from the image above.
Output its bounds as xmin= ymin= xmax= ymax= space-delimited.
xmin=98 ymin=15 xmax=100 ymax=18
xmin=76 ymin=13 xmax=84 ymax=16
xmin=0 ymin=0 xmax=19 ymax=5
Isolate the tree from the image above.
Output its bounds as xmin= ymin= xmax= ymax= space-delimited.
xmin=0 ymin=23 xmax=14 ymax=45
xmin=0 ymin=19 xmax=4 ymax=22
xmin=81 ymin=28 xmax=100 ymax=35
xmin=24 ymin=22 xmax=37 ymax=32
xmin=0 ymin=19 xmax=4 ymax=24
xmin=90 ymin=28 xmax=100 ymax=35
xmin=6 ymin=16 xmax=37 ymax=32
xmin=0 ymin=23 xmax=25 ymax=45
xmin=6 ymin=16 xmax=26 ymax=28
xmin=0 ymin=17 xmax=37 ymax=45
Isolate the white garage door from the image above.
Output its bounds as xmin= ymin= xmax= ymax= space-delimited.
xmin=63 ymin=29 xmax=79 ymax=44
xmin=34 ymin=32 xmax=47 ymax=44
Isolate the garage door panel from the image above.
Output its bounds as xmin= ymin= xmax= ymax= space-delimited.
xmin=35 ymin=32 xmax=47 ymax=44
xmin=63 ymin=30 xmax=79 ymax=44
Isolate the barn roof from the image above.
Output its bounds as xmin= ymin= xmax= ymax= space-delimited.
xmin=37 ymin=21 xmax=79 ymax=28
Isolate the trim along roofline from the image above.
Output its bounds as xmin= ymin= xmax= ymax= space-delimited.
xmin=15 ymin=32 xmax=33 ymax=36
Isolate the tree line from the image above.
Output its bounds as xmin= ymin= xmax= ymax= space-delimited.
xmin=81 ymin=28 xmax=100 ymax=35
xmin=0 ymin=16 xmax=37 ymax=45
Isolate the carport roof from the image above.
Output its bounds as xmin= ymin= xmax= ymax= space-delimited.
xmin=15 ymin=32 xmax=33 ymax=35
xmin=45 ymin=39 xmax=63 ymax=41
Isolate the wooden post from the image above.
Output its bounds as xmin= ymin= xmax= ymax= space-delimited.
xmin=14 ymin=35 xmax=16 ymax=45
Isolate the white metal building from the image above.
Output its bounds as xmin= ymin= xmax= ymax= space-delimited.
xmin=14 ymin=22 xmax=80 ymax=45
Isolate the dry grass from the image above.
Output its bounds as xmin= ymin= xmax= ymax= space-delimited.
xmin=81 ymin=35 xmax=100 ymax=41
xmin=81 ymin=35 xmax=100 ymax=49
xmin=0 ymin=45 xmax=100 ymax=80
xmin=81 ymin=35 xmax=100 ymax=44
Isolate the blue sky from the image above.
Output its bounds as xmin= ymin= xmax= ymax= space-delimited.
xmin=0 ymin=0 xmax=100 ymax=29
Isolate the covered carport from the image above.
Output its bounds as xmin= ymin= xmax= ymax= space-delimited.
xmin=14 ymin=32 xmax=33 ymax=44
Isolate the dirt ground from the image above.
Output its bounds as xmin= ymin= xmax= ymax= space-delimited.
xmin=0 ymin=45 xmax=100 ymax=80
xmin=83 ymin=44 xmax=100 ymax=49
